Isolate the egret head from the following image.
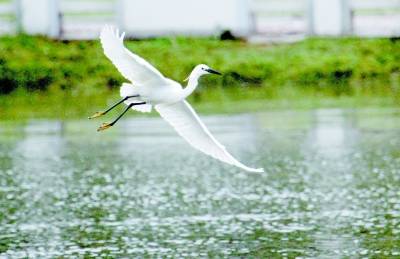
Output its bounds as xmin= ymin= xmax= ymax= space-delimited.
xmin=195 ymin=64 xmax=222 ymax=76
xmin=185 ymin=64 xmax=221 ymax=82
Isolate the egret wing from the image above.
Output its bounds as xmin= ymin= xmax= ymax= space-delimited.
xmin=100 ymin=25 xmax=168 ymax=87
xmin=155 ymin=101 xmax=264 ymax=173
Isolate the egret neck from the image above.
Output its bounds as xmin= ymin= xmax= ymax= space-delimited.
xmin=181 ymin=71 xmax=200 ymax=100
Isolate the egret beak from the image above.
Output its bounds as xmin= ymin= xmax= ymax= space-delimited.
xmin=206 ymin=68 xmax=222 ymax=75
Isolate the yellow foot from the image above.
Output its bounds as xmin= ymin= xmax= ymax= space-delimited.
xmin=97 ymin=122 xmax=113 ymax=132
xmin=88 ymin=111 xmax=105 ymax=119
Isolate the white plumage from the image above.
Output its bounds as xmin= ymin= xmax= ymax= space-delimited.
xmin=98 ymin=25 xmax=264 ymax=173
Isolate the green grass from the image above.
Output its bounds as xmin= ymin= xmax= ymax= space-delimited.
xmin=0 ymin=35 xmax=399 ymax=119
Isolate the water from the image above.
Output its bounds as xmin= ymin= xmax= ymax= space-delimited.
xmin=0 ymin=109 xmax=399 ymax=258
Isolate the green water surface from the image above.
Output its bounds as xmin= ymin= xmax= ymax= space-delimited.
xmin=0 ymin=109 xmax=399 ymax=258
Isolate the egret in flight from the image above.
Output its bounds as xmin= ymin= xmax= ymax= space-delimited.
xmin=89 ymin=26 xmax=263 ymax=173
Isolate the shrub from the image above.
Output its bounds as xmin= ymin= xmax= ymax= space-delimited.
xmin=0 ymin=59 xmax=18 ymax=94
xmin=0 ymin=35 xmax=398 ymax=99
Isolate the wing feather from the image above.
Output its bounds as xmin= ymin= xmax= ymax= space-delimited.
xmin=100 ymin=25 xmax=168 ymax=87
xmin=155 ymin=101 xmax=264 ymax=173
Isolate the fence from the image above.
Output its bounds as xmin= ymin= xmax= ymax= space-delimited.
xmin=59 ymin=0 xmax=117 ymax=39
xmin=351 ymin=0 xmax=400 ymax=36
xmin=252 ymin=0 xmax=400 ymax=37
xmin=0 ymin=0 xmax=18 ymax=34
xmin=250 ymin=0 xmax=309 ymax=36
xmin=0 ymin=0 xmax=399 ymax=39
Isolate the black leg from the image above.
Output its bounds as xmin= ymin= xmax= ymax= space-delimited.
xmin=97 ymin=102 xmax=146 ymax=132
xmin=88 ymin=95 xmax=140 ymax=119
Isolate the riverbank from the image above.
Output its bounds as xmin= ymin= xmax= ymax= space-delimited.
xmin=0 ymin=35 xmax=399 ymax=119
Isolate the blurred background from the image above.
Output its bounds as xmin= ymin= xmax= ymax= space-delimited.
xmin=0 ymin=0 xmax=399 ymax=118
xmin=1 ymin=0 xmax=400 ymax=39
xmin=0 ymin=0 xmax=400 ymax=258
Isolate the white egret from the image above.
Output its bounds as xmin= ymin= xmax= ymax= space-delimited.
xmin=89 ymin=25 xmax=263 ymax=173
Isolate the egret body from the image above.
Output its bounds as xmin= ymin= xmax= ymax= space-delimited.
xmin=90 ymin=26 xmax=264 ymax=173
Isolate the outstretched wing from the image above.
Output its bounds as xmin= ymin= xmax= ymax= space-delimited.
xmin=155 ymin=101 xmax=264 ymax=173
xmin=100 ymin=25 xmax=168 ymax=87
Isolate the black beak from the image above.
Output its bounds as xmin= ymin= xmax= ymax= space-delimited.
xmin=206 ymin=68 xmax=222 ymax=75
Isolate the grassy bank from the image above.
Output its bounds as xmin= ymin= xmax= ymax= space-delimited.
xmin=0 ymin=35 xmax=399 ymax=119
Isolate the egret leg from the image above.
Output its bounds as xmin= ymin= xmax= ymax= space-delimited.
xmin=88 ymin=95 xmax=140 ymax=119
xmin=97 ymin=102 xmax=146 ymax=132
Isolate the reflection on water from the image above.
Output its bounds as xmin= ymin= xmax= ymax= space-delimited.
xmin=0 ymin=109 xmax=399 ymax=258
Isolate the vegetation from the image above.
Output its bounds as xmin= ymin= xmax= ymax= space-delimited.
xmin=0 ymin=35 xmax=399 ymax=119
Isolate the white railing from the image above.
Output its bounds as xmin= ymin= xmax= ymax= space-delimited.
xmin=351 ymin=0 xmax=400 ymax=10
xmin=60 ymin=0 xmax=114 ymax=13
xmin=0 ymin=2 xmax=14 ymax=13
xmin=59 ymin=0 xmax=117 ymax=39
xmin=350 ymin=0 xmax=400 ymax=36
xmin=251 ymin=0 xmax=308 ymax=16
xmin=251 ymin=0 xmax=400 ymax=37
xmin=0 ymin=0 xmax=17 ymax=35
xmin=250 ymin=0 xmax=309 ymax=36
xmin=0 ymin=0 xmax=399 ymax=39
